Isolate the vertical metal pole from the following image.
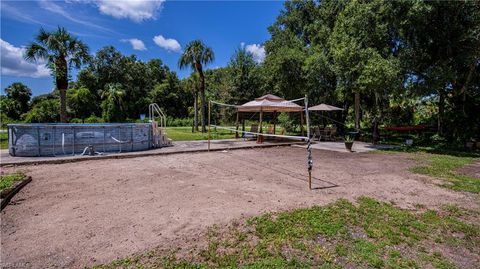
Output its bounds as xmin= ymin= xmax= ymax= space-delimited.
xmin=103 ymin=126 xmax=106 ymax=153
xmin=131 ymin=125 xmax=134 ymax=151
xmin=208 ymin=100 xmax=211 ymax=151
xmin=52 ymin=127 xmax=56 ymax=156
xmin=37 ymin=127 xmax=41 ymax=156
xmin=148 ymin=124 xmax=152 ymax=149
xmin=305 ymin=95 xmax=312 ymax=190
xmin=73 ymin=127 xmax=76 ymax=156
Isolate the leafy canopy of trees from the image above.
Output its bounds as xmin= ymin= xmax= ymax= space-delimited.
xmin=2 ymin=0 xmax=479 ymax=143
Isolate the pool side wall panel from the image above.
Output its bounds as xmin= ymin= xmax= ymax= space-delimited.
xmin=7 ymin=123 xmax=153 ymax=157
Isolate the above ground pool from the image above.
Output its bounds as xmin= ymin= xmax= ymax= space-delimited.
xmin=7 ymin=123 xmax=153 ymax=157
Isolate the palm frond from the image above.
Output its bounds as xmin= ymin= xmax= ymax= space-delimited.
xmin=24 ymin=42 xmax=48 ymax=62
xmin=178 ymin=39 xmax=215 ymax=71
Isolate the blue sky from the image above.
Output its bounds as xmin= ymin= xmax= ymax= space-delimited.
xmin=1 ymin=0 xmax=284 ymax=96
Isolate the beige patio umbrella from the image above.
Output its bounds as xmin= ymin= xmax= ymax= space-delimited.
xmin=309 ymin=103 xmax=344 ymax=129
xmin=308 ymin=103 xmax=343 ymax=111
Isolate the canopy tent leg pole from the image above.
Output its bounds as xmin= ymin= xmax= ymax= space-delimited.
xmin=305 ymin=95 xmax=312 ymax=190
xmin=300 ymin=111 xmax=305 ymax=136
xmin=257 ymin=109 xmax=263 ymax=144
xmin=208 ymin=100 xmax=211 ymax=151
xmin=273 ymin=111 xmax=277 ymax=135
xmin=242 ymin=116 xmax=245 ymax=138
xmin=235 ymin=111 xmax=239 ymax=139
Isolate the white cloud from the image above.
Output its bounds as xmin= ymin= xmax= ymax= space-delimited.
xmin=153 ymin=35 xmax=181 ymax=52
xmin=245 ymin=43 xmax=266 ymax=63
xmin=39 ymin=0 xmax=112 ymax=33
xmin=0 ymin=39 xmax=50 ymax=78
xmin=91 ymin=0 xmax=165 ymax=22
xmin=122 ymin=38 xmax=147 ymax=51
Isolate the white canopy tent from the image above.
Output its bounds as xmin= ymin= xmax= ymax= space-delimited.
xmin=235 ymin=94 xmax=305 ymax=142
xmin=237 ymin=94 xmax=303 ymax=112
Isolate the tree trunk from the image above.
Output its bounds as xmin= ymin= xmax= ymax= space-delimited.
xmin=354 ymin=92 xmax=360 ymax=131
xmin=55 ymin=57 xmax=68 ymax=123
xmin=438 ymin=90 xmax=445 ymax=136
xmin=193 ymin=91 xmax=198 ymax=132
xmin=56 ymin=58 xmax=68 ymax=123
xmin=197 ymin=66 xmax=207 ymax=133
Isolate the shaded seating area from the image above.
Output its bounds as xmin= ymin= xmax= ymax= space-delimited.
xmin=311 ymin=126 xmax=338 ymax=141
xmin=235 ymin=94 xmax=305 ymax=143
xmin=243 ymin=124 xmax=258 ymax=141
xmin=308 ymin=103 xmax=343 ymax=142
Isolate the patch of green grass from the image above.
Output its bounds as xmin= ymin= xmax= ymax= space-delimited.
xmin=165 ymin=125 xmax=288 ymax=141
xmin=165 ymin=127 xmax=237 ymax=141
xmin=89 ymin=197 xmax=480 ymax=269
xmin=377 ymin=147 xmax=479 ymax=193
xmin=419 ymin=251 xmax=457 ymax=269
xmin=409 ymin=153 xmax=479 ymax=193
xmin=0 ymin=172 xmax=25 ymax=191
xmin=0 ymin=131 xmax=8 ymax=149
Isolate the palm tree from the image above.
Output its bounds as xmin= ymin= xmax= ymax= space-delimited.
xmin=179 ymin=40 xmax=214 ymax=132
xmin=100 ymin=83 xmax=125 ymax=122
xmin=185 ymin=73 xmax=200 ymax=132
xmin=25 ymin=27 xmax=90 ymax=123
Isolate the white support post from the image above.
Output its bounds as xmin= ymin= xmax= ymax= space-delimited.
xmin=305 ymin=95 xmax=313 ymax=190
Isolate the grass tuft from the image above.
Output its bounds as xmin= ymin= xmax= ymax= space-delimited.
xmin=0 ymin=172 xmax=26 ymax=191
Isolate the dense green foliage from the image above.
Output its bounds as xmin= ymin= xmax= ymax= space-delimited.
xmin=90 ymin=197 xmax=480 ymax=268
xmin=2 ymin=1 xmax=479 ymax=143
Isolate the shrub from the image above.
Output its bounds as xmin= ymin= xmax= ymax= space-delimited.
xmin=166 ymin=117 xmax=193 ymax=127
xmin=84 ymin=114 xmax=103 ymax=123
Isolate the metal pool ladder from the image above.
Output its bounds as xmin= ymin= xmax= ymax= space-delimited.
xmin=148 ymin=103 xmax=172 ymax=147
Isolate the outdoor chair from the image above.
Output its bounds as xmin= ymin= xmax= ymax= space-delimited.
xmin=328 ymin=126 xmax=337 ymax=141
xmin=243 ymin=124 xmax=258 ymax=141
xmin=314 ymin=127 xmax=322 ymax=141
xmin=309 ymin=127 xmax=316 ymax=139
xmin=265 ymin=125 xmax=275 ymax=140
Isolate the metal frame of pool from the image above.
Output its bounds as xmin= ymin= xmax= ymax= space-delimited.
xmin=7 ymin=123 xmax=153 ymax=157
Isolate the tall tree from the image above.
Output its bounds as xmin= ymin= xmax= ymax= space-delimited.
xmin=227 ymin=47 xmax=261 ymax=104
xmin=4 ymin=82 xmax=32 ymax=115
xmin=179 ymin=40 xmax=215 ymax=132
xmin=100 ymin=83 xmax=126 ymax=122
xmin=399 ymin=0 xmax=480 ymax=138
xmin=183 ymin=73 xmax=200 ymax=132
xmin=67 ymin=87 xmax=96 ymax=122
xmin=25 ymin=27 xmax=90 ymax=122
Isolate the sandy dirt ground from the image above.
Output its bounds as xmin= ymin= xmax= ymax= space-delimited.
xmin=458 ymin=160 xmax=480 ymax=178
xmin=1 ymin=147 xmax=478 ymax=268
